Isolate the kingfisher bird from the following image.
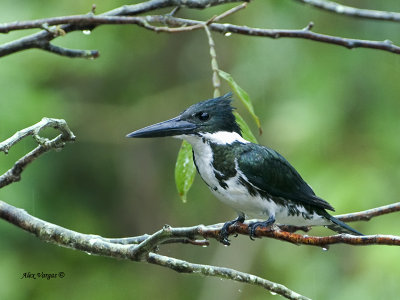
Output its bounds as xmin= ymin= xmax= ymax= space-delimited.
xmin=127 ymin=93 xmax=362 ymax=245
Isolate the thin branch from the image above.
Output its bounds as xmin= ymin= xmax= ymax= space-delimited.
xmin=336 ymin=202 xmax=400 ymax=222
xmin=0 ymin=118 xmax=75 ymax=188
xmin=7 ymin=13 xmax=396 ymax=56
xmin=147 ymin=253 xmax=310 ymax=300
xmin=204 ymin=25 xmax=221 ymax=98
xmin=213 ymin=1 xmax=248 ymax=22
xmin=145 ymin=16 xmax=400 ymax=55
xmin=0 ymin=0 xmax=243 ymax=58
xmin=279 ymin=202 xmax=400 ymax=233
xmin=0 ymin=2 xmax=247 ymax=39
xmin=0 ymin=15 xmax=150 ymax=33
xmin=0 ymin=2 xmax=248 ymax=33
xmin=40 ymin=43 xmax=99 ymax=59
xmin=293 ymin=0 xmax=400 ymax=23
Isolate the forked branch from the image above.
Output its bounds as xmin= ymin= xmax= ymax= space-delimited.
xmin=0 ymin=118 xmax=75 ymax=188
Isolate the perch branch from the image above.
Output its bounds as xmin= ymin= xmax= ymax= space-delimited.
xmin=0 ymin=118 xmax=76 ymax=188
xmin=0 ymin=200 xmax=308 ymax=300
xmin=1 ymin=196 xmax=399 ymax=250
xmin=279 ymin=202 xmax=400 ymax=233
xmin=0 ymin=198 xmax=399 ymax=298
xmin=293 ymin=0 xmax=400 ymax=22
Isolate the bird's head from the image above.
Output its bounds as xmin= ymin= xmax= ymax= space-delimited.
xmin=126 ymin=93 xmax=242 ymax=139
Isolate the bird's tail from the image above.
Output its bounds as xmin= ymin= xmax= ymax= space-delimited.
xmin=325 ymin=215 xmax=363 ymax=236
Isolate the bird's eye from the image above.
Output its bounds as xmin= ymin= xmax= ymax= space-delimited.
xmin=196 ymin=112 xmax=210 ymax=121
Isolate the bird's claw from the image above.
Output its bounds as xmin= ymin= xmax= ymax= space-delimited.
xmin=219 ymin=226 xmax=231 ymax=246
xmin=220 ymin=235 xmax=231 ymax=246
xmin=248 ymin=216 xmax=276 ymax=241
xmin=248 ymin=223 xmax=261 ymax=240
xmin=218 ymin=215 xmax=245 ymax=246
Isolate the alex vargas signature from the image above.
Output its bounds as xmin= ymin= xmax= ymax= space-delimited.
xmin=21 ymin=272 xmax=65 ymax=280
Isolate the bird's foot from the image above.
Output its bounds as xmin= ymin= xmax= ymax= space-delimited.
xmin=248 ymin=215 xmax=275 ymax=240
xmin=219 ymin=215 xmax=245 ymax=246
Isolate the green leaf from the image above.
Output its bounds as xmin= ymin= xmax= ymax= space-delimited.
xmin=217 ymin=69 xmax=262 ymax=134
xmin=175 ymin=140 xmax=196 ymax=203
xmin=234 ymin=112 xmax=258 ymax=144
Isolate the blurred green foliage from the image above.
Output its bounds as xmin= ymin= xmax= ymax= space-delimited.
xmin=1 ymin=1 xmax=400 ymax=299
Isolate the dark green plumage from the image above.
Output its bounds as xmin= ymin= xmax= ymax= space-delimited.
xmin=237 ymin=143 xmax=335 ymax=211
xmin=209 ymin=141 xmax=334 ymax=217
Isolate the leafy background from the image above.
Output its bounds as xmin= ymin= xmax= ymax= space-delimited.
xmin=1 ymin=1 xmax=400 ymax=299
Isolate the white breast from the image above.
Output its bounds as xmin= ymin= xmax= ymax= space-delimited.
xmin=179 ymin=132 xmax=330 ymax=226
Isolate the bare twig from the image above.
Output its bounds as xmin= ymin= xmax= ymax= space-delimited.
xmin=293 ymin=0 xmax=400 ymax=22
xmin=105 ymin=235 xmax=210 ymax=246
xmin=41 ymin=43 xmax=99 ymax=58
xmin=213 ymin=2 xmax=248 ymax=22
xmin=0 ymin=118 xmax=76 ymax=188
xmin=145 ymin=16 xmax=400 ymax=54
xmin=336 ymin=202 xmax=400 ymax=222
xmin=204 ymin=25 xmax=221 ymax=98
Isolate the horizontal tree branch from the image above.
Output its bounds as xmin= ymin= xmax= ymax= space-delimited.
xmin=1 ymin=195 xmax=399 ymax=250
xmin=1 ymin=0 xmax=400 ymax=58
xmin=0 ymin=197 xmax=399 ymax=297
xmin=143 ymin=16 xmax=400 ymax=54
xmin=0 ymin=0 xmax=243 ymax=58
xmin=279 ymin=202 xmax=400 ymax=233
xmin=0 ymin=200 xmax=308 ymax=300
xmin=293 ymin=0 xmax=400 ymax=23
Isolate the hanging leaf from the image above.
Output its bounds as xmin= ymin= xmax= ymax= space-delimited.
xmin=234 ymin=112 xmax=258 ymax=144
xmin=175 ymin=140 xmax=196 ymax=203
xmin=217 ymin=69 xmax=262 ymax=134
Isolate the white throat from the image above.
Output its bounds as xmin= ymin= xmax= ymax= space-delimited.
xmin=177 ymin=131 xmax=250 ymax=146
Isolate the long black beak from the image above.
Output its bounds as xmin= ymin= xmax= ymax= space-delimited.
xmin=126 ymin=116 xmax=197 ymax=138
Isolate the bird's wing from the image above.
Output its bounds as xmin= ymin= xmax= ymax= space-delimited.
xmin=237 ymin=144 xmax=335 ymax=211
